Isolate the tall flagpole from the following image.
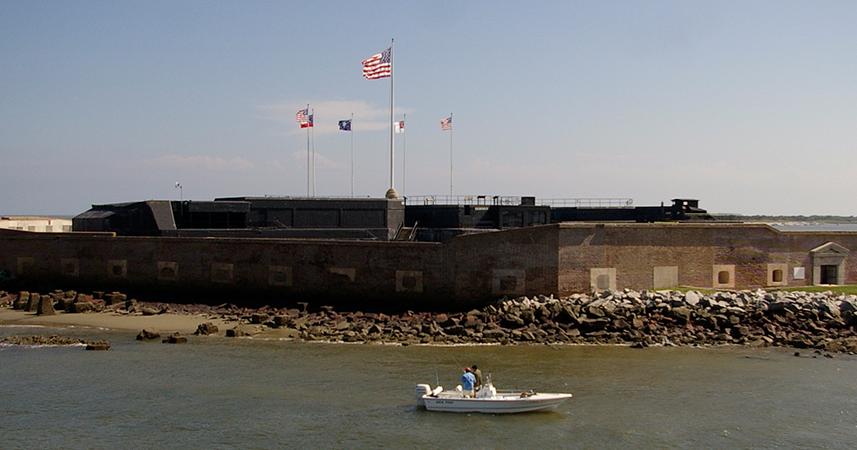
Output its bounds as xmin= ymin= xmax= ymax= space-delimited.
xmin=385 ymin=38 xmax=398 ymax=199
xmin=350 ymin=112 xmax=354 ymax=197
xmin=311 ymin=108 xmax=316 ymax=197
xmin=402 ymin=113 xmax=407 ymax=197
xmin=305 ymin=103 xmax=310 ymax=197
xmin=449 ymin=112 xmax=454 ymax=197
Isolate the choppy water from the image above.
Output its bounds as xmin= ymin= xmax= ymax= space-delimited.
xmin=2 ymin=326 xmax=857 ymax=449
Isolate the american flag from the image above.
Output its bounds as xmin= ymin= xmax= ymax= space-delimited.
xmin=296 ymin=108 xmax=309 ymax=126
xmin=362 ymin=47 xmax=392 ymax=80
xmin=441 ymin=116 xmax=452 ymax=131
xmin=301 ymin=113 xmax=314 ymax=129
xmin=394 ymin=120 xmax=405 ymax=134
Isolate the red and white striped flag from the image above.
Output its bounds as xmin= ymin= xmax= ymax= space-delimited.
xmin=362 ymin=48 xmax=392 ymax=80
xmin=441 ymin=116 xmax=452 ymax=131
xmin=296 ymin=108 xmax=309 ymax=126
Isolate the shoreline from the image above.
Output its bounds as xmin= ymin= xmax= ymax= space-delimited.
xmin=2 ymin=288 xmax=857 ymax=354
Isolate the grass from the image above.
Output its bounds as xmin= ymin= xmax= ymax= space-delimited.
xmin=775 ymin=285 xmax=857 ymax=295
xmin=668 ymin=285 xmax=857 ymax=295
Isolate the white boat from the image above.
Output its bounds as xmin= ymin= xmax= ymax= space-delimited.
xmin=415 ymin=379 xmax=572 ymax=414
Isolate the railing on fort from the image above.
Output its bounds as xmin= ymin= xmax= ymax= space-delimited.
xmin=404 ymin=195 xmax=634 ymax=208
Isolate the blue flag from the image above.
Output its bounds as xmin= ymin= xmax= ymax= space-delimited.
xmin=338 ymin=119 xmax=352 ymax=131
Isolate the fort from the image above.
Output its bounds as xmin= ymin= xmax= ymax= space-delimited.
xmin=1 ymin=194 xmax=855 ymax=309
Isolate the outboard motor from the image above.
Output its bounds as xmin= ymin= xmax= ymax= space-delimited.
xmin=415 ymin=384 xmax=431 ymax=407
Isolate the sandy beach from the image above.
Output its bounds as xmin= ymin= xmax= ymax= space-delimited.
xmin=0 ymin=308 xmax=231 ymax=334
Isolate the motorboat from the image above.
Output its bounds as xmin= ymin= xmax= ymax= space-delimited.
xmin=415 ymin=378 xmax=572 ymax=414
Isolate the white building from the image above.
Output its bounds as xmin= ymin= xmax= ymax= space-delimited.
xmin=0 ymin=216 xmax=72 ymax=233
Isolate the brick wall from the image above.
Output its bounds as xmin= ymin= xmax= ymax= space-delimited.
xmin=3 ymin=224 xmax=857 ymax=307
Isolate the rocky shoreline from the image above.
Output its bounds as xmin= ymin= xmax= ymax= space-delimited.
xmin=3 ymin=288 xmax=857 ymax=354
xmin=0 ymin=335 xmax=110 ymax=350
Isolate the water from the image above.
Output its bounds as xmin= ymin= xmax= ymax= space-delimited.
xmin=771 ymin=224 xmax=857 ymax=232
xmin=2 ymin=326 xmax=857 ymax=449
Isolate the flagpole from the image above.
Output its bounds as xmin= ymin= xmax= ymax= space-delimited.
xmin=402 ymin=113 xmax=407 ymax=197
xmin=350 ymin=112 xmax=354 ymax=197
xmin=449 ymin=112 xmax=454 ymax=197
xmin=385 ymin=38 xmax=397 ymax=199
xmin=306 ymin=103 xmax=310 ymax=197
xmin=311 ymin=108 xmax=316 ymax=197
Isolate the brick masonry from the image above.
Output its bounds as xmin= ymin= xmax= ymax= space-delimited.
xmin=2 ymin=223 xmax=857 ymax=306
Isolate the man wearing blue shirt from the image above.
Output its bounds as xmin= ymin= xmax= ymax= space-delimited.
xmin=461 ymin=367 xmax=476 ymax=397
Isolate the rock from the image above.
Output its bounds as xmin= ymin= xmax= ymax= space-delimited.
xmin=630 ymin=341 xmax=648 ymax=348
xmin=25 ymin=293 xmax=41 ymax=312
xmin=226 ymin=327 xmax=251 ymax=338
xmin=85 ymin=342 xmax=111 ymax=351
xmin=250 ymin=313 xmax=269 ymax=324
xmin=162 ymin=334 xmax=188 ymax=344
xmin=36 ymin=296 xmax=56 ymax=315
xmin=136 ymin=329 xmax=161 ymax=341
xmin=671 ymin=306 xmax=692 ymax=323
xmin=140 ymin=307 xmax=159 ymax=316
xmin=482 ymin=328 xmax=507 ymax=339
xmin=194 ymin=322 xmax=219 ymax=336
xmin=72 ymin=302 xmax=95 ymax=313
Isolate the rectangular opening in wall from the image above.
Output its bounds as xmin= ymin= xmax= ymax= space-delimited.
xmin=820 ymin=265 xmax=838 ymax=284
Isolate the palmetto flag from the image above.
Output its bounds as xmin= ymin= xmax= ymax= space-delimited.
xmin=339 ymin=119 xmax=352 ymax=131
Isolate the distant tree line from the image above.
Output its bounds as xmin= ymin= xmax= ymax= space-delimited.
xmin=713 ymin=214 xmax=857 ymax=223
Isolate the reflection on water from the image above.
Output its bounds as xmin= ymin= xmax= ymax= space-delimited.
xmin=2 ymin=327 xmax=857 ymax=449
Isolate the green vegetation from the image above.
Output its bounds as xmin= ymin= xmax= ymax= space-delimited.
xmin=775 ymin=285 xmax=857 ymax=295
xmin=712 ymin=214 xmax=857 ymax=223
xmin=669 ymin=285 xmax=857 ymax=295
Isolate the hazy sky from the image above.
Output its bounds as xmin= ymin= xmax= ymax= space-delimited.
xmin=2 ymin=1 xmax=856 ymax=215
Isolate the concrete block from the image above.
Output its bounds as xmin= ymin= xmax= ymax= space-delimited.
xmin=210 ymin=263 xmax=233 ymax=283
xmin=712 ymin=264 xmax=735 ymax=289
xmin=61 ymin=258 xmax=79 ymax=277
xmin=766 ymin=263 xmax=788 ymax=287
xmin=329 ymin=267 xmax=356 ymax=282
xmin=107 ymin=260 xmax=127 ymax=279
xmin=653 ymin=266 xmax=678 ymax=289
xmin=590 ymin=268 xmax=616 ymax=292
xmin=492 ymin=269 xmax=525 ymax=296
xmin=16 ymin=257 xmax=34 ymax=276
xmin=157 ymin=261 xmax=178 ymax=281
xmin=268 ymin=265 xmax=293 ymax=286
xmin=396 ymin=270 xmax=423 ymax=293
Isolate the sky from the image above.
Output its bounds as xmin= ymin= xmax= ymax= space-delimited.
xmin=1 ymin=0 xmax=856 ymax=215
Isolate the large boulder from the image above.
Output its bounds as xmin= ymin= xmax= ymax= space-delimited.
xmin=36 ymin=296 xmax=56 ymax=315
xmin=136 ymin=329 xmax=161 ymax=341
xmin=85 ymin=341 xmax=111 ymax=351
xmin=25 ymin=293 xmax=41 ymax=312
xmin=71 ymin=302 xmax=95 ymax=313
xmin=226 ymin=326 xmax=251 ymax=337
xmin=194 ymin=322 xmax=219 ymax=336
xmin=162 ymin=333 xmax=188 ymax=344
xmin=684 ymin=291 xmax=700 ymax=306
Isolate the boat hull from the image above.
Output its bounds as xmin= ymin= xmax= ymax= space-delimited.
xmin=421 ymin=394 xmax=572 ymax=414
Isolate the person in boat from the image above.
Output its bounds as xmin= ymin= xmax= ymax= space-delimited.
xmin=471 ymin=365 xmax=483 ymax=392
xmin=461 ymin=367 xmax=476 ymax=397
